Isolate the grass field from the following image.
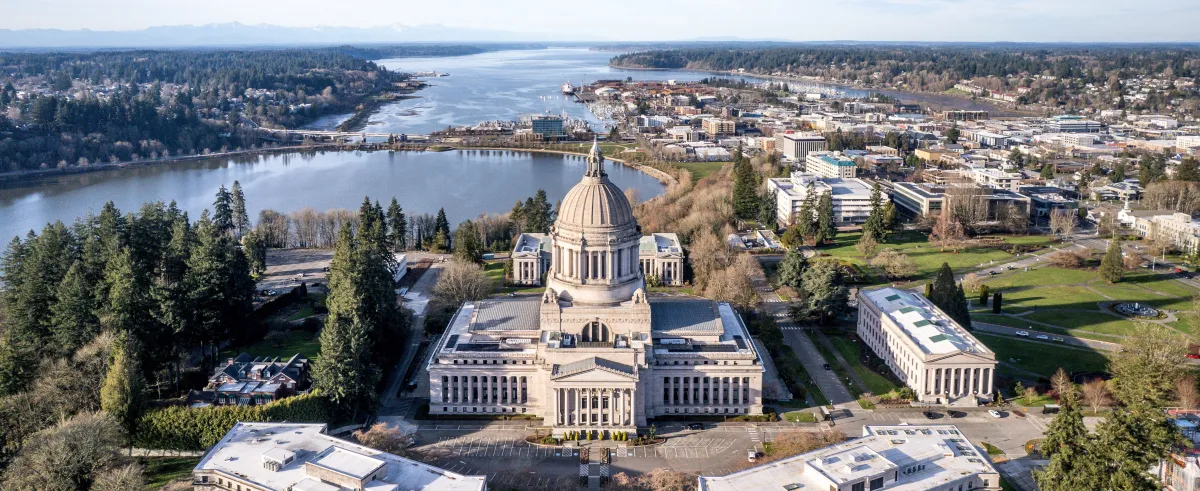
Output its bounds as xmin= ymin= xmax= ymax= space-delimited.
xmin=783 ymin=411 xmax=818 ymax=423
xmin=1023 ymin=311 xmax=1136 ymax=337
xmin=224 ymin=330 xmax=320 ymax=359
xmin=972 ymin=314 xmax=1037 ymax=330
xmin=143 ymin=456 xmax=201 ymax=489
xmin=975 ymin=332 xmax=1111 ymax=378
xmin=672 ymin=161 xmax=729 ymax=180
xmin=826 ymin=335 xmax=900 ymax=396
xmin=817 ymin=231 xmax=1045 ymax=281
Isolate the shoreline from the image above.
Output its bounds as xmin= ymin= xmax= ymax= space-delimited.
xmin=609 ymin=63 xmax=1033 ymax=116
xmin=0 ymin=144 xmax=676 ymax=190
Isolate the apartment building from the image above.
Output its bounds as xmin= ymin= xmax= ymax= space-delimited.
xmin=701 ymin=118 xmax=735 ymax=137
xmin=971 ymin=168 xmax=1023 ymax=191
xmin=805 ymin=151 xmax=858 ymax=178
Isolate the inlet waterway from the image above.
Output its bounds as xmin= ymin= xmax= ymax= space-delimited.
xmin=0 ymin=150 xmax=664 ymax=242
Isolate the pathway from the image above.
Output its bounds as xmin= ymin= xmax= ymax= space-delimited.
xmin=810 ymin=330 xmax=871 ymax=397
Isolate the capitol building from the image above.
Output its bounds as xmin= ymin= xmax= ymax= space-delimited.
xmin=426 ymin=142 xmax=764 ymax=435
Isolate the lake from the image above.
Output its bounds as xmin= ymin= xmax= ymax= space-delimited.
xmin=0 ymin=150 xmax=665 ymax=242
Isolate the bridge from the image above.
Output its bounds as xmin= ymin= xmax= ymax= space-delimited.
xmin=257 ymin=128 xmax=431 ymax=141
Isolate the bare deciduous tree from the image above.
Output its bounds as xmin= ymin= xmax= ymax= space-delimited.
xmin=870 ymin=249 xmax=918 ymax=279
xmin=929 ymin=210 xmax=968 ymax=252
xmin=855 ymin=231 xmax=878 ymax=257
xmin=1081 ymin=378 xmax=1111 ymax=413
xmin=0 ymin=412 xmax=127 ymax=490
xmin=1047 ymin=249 xmax=1090 ymax=269
xmin=353 ymin=422 xmax=415 ymax=454
xmin=432 ymin=260 xmax=493 ymax=305
xmin=1048 ymin=209 xmax=1078 ymax=238
xmin=1051 ymin=367 xmax=1073 ymax=399
xmin=1144 ymin=180 xmax=1200 ymax=215
xmin=704 ymin=254 xmax=761 ymax=310
xmin=1178 ymin=374 xmax=1200 ymax=409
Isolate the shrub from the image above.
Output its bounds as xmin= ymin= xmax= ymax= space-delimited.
xmin=134 ymin=392 xmax=330 ymax=450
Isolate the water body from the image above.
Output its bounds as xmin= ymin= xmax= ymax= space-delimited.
xmin=362 ymin=48 xmax=771 ymax=135
xmin=0 ymin=150 xmax=664 ymax=242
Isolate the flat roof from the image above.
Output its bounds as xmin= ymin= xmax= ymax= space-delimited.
xmin=698 ymin=425 xmax=999 ymax=491
xmin=194 ymin=423 xmax=486 ymax=491
xmin=862 ymin=288 xmax=992 ymax=357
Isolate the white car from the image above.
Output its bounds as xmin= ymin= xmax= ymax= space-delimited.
xmin=1014 ymin=330 xmax=1030 ymax=337
xmin=988 ymin=410 xmax=1002 ymax=418
xmin=1035 ymin=334 xmax=1050 ymax=340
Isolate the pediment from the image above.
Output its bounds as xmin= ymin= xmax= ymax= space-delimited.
xmin=926 ymin=351 xmax=995 ymax=365
xmin=553 ymin=368 xmax=638 ymax=383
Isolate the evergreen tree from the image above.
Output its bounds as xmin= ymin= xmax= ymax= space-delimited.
xmin=531 ymin=190 xmax=554 ymax=233
xmin=185 ymin=212 xmax=254 ymax=361
xmin=777 ymin=247 xmax=807 ymax=291
xmin=794 ymin=259 xmax=849 ymax=325
xmin=434 ymin=208 xmax=451 ymax=249
xmin=796 ymin=182 xmax=817 ymax=240
xmin=1099 ymin=236 xmax=1124 ymax=283
xmin=1040 ymin=163 xmax=1056 ymax=180
xmin=1091 ymin=404 xmax=1184 ymax=490
xmin=780 ymin=226 xmax=804 ymax=249
xmin=240 ymin=230 xmax=267 ymax=275
xmin=945 ymin=124 xmax=960 ymax=144
xmin=929 ymin=263 xmax=971 ymax=328
xmin=815 ymin=192 xmax=836 ymax=245
xmin=1034 ymin=389 xmax=1100 ymax=491
xmin=1110 ymin=160 xmax=1127 ymax=183
xmin=386 ymin=198 xmax=407 ymax=251
xmin=882 ymin=202 xmax=898 ymax=233
xmin=1008 ymin=148 xmax=1025 ymax=167
xmin=313 ymin=225 xmax=382 ymax=420
xmin=49 ymin=261 xmax=100 ymax=357
xmin=863 ymin=181 xmax=887 ymax=241
xmin=230 ymin=180 xmax=249 ymax=238
xmin=100 ymin=334 xmax=145 ymax=435
xmin=732 ymin=159 xmax=760 ymax=220
xmin=431 ymin=230 xmax=450 ymax=254
xmin=453 ymin=221 xmax=485 ymax=265
xmin=757 ymin=191 xmax=777 ymax=229
xmin=212 ymin=185 xmax=233 ymax=235
xmin=1177 ymin=157 xmax=1200 ymax=182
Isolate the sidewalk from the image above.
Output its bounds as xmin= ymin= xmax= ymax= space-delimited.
xmin=810 ymin=330 xmax=871 ymax=398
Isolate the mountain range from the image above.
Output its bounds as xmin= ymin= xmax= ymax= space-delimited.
xmin=0 ymin=22 xmax=606 ymax=48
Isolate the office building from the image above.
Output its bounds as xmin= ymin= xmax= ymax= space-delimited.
xmin=970 ymin=168 xmax=1023 ymax=191
xmin=1048 ymin=116 xmax=1103 ymax=133
xmin=857 ymin=288 xmax=997 ymax=406
xmin=777 ymin=132 xmax=827 ymax=161
xmin=702 ymin=118 xmax=736 ymax=137
xmin=805 ymin=151 xmax=858 ymax=179
xmin=698 ymin=425 xmax=1002 ymax=491
xmin=192 ymin=422 xmax=486 ymax=491
xmin=531 ymin=115 xmax=565 ymax=139
xmin=891 ymin=182 xmax=1030 ymax=220
xmin=767 ymin=172 xmax=875 ymax=226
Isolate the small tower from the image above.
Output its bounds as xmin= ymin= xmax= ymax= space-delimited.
xmin=585 ymin=138 xmax=605 ymax=177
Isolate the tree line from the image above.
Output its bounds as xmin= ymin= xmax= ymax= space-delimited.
xmin=0 ymin=184 xmax=259 ymax=487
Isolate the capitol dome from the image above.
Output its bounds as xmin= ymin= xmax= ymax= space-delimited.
xmin=554 ymin=140 xmax=635 ymax=232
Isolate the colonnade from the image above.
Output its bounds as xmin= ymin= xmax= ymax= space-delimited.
xmin=553 ymin=387 xmax=635 ymax=427
xmin=441 ymin=375 xmax=528 ymax=405
xmin=663 ymin=376 xmax=750 ymax=407
xmin=926 ymin=367 xmax=993 ymax=399
xmin=553 ymin=243 xmax=639 ymax=283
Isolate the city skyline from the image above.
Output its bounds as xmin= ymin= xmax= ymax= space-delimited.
xmin=3 ymin=0 xmax=1200 ymax=43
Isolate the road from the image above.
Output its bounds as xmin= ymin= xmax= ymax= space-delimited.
xmin=380 ymin=256 xmax=446 ymax=410
xmin=973 ymin=322 xmax=1122 ymax=352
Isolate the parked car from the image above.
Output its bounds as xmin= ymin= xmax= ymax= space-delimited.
xmin=1015 ymin=331 xmax=1030 ymax=337
xmin=1052 ymin=337 xmax=1065 ymax=343
xmin=923 ymin=411 xmax=936 ymax=419
xmin=988 ymin=270 xmax=1000 ymax=275
xmin=822 ymin=363 xmax=831 ymax=370
xmin=988 ymin=410 xmax=1003 ymax=418
xmin=1035 ymin=334 xmax=1049 ymax=340
xmin=748 ymin=450 xmax=758 ymax=463
xmin=688 ymin=423 xmax=705 ymax=430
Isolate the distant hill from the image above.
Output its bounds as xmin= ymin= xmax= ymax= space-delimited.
xmin=0 ymin=22 xmax=603 ymax=48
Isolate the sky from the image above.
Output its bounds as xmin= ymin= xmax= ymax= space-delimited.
xmin=3 ymin=0 xmax=1199 ymax=42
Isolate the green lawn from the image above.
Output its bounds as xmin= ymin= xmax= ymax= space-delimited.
xmin=1023 ymin=311 xmax=1136 ymax=337
xmin=826 ymin=335 xmax=900 ymax=396
xmin=224 ymin=330 xmax=320 ymax=360
xmin=993 ymin=286 xmax=1107 ymax=313
xmin=783 ymin=411 xmax=818 ymax=423
xmin=672 ymin=161 xmax=728 ymax=180
xmin=142 ymin=456 xmax=201 ymax=489
xmin=975 ymin=333 xmax=1111 ymax=378
xmin=806 ymin=331 xmax=858 ymax=396
xmin=484 ymin=260 xmax=543 ymax=295
xmin=287 ymin=305 xmax=316 ymax=321
xmin=972 ymin=314 xmax=1037 ymax=330
xmin=816 ymin=231 xmax=1036 ymax=281
xmin=1169 ymin=313 xmax=1200 ymax=337
xmin=984 ymin=268 xmax=1097 ymax=289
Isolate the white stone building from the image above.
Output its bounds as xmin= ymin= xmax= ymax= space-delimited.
xmin=767 ymin=172 xmax=875 ymax=226
xmin=699 ymin=425 xmax=1002 ymax=491
xmin=192 ymin=422 xmax=485 ymax=491
xmin=777 ymin=132 xmax=827 ymax=161
xmin=511 ymin=232 xmax=684 ymax=287
xmin=857 ymin=288 xmax=997 ymax=406
xmin=511 ymin=233 xmax=551 ymax=286
xmin=428 ymin=142 xmax=763 ymax=436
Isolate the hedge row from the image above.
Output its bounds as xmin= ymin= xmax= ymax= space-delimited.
xmin=134 ymin=391 xmax=331 ymax=451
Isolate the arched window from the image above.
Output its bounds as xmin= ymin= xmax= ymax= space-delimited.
xmin=582 ymin=321 xmax=609 ymax=343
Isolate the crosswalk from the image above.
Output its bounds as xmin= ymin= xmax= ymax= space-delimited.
xmin=747 ymin=426 xmax=761 ymax=446
xmin=780 ymin=326 xmax=806 ymax=331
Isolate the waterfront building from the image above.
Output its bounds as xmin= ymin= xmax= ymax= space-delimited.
xmin=531 ymin=115 xmax=565 ymax=139
xmin=804 ymin=151 xmax=858 ymax=179
xmin=192 ymin=422 xmax=486 ymax=491
xmin=428 ymin=142 xmax=763 ymax=435
xmin=767 ymin=172 xmax=875 ymax=226
xmin=777 ymin=132 xmax=827 ymax=161
xmin=857 ymin=288 xmax=997 ymax=406
xmin=698 ymin=425 xmax=1002 ymax=491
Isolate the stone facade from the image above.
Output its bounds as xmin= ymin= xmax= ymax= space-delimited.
xmin=429 ymin=142 xmax=762 ymax=435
